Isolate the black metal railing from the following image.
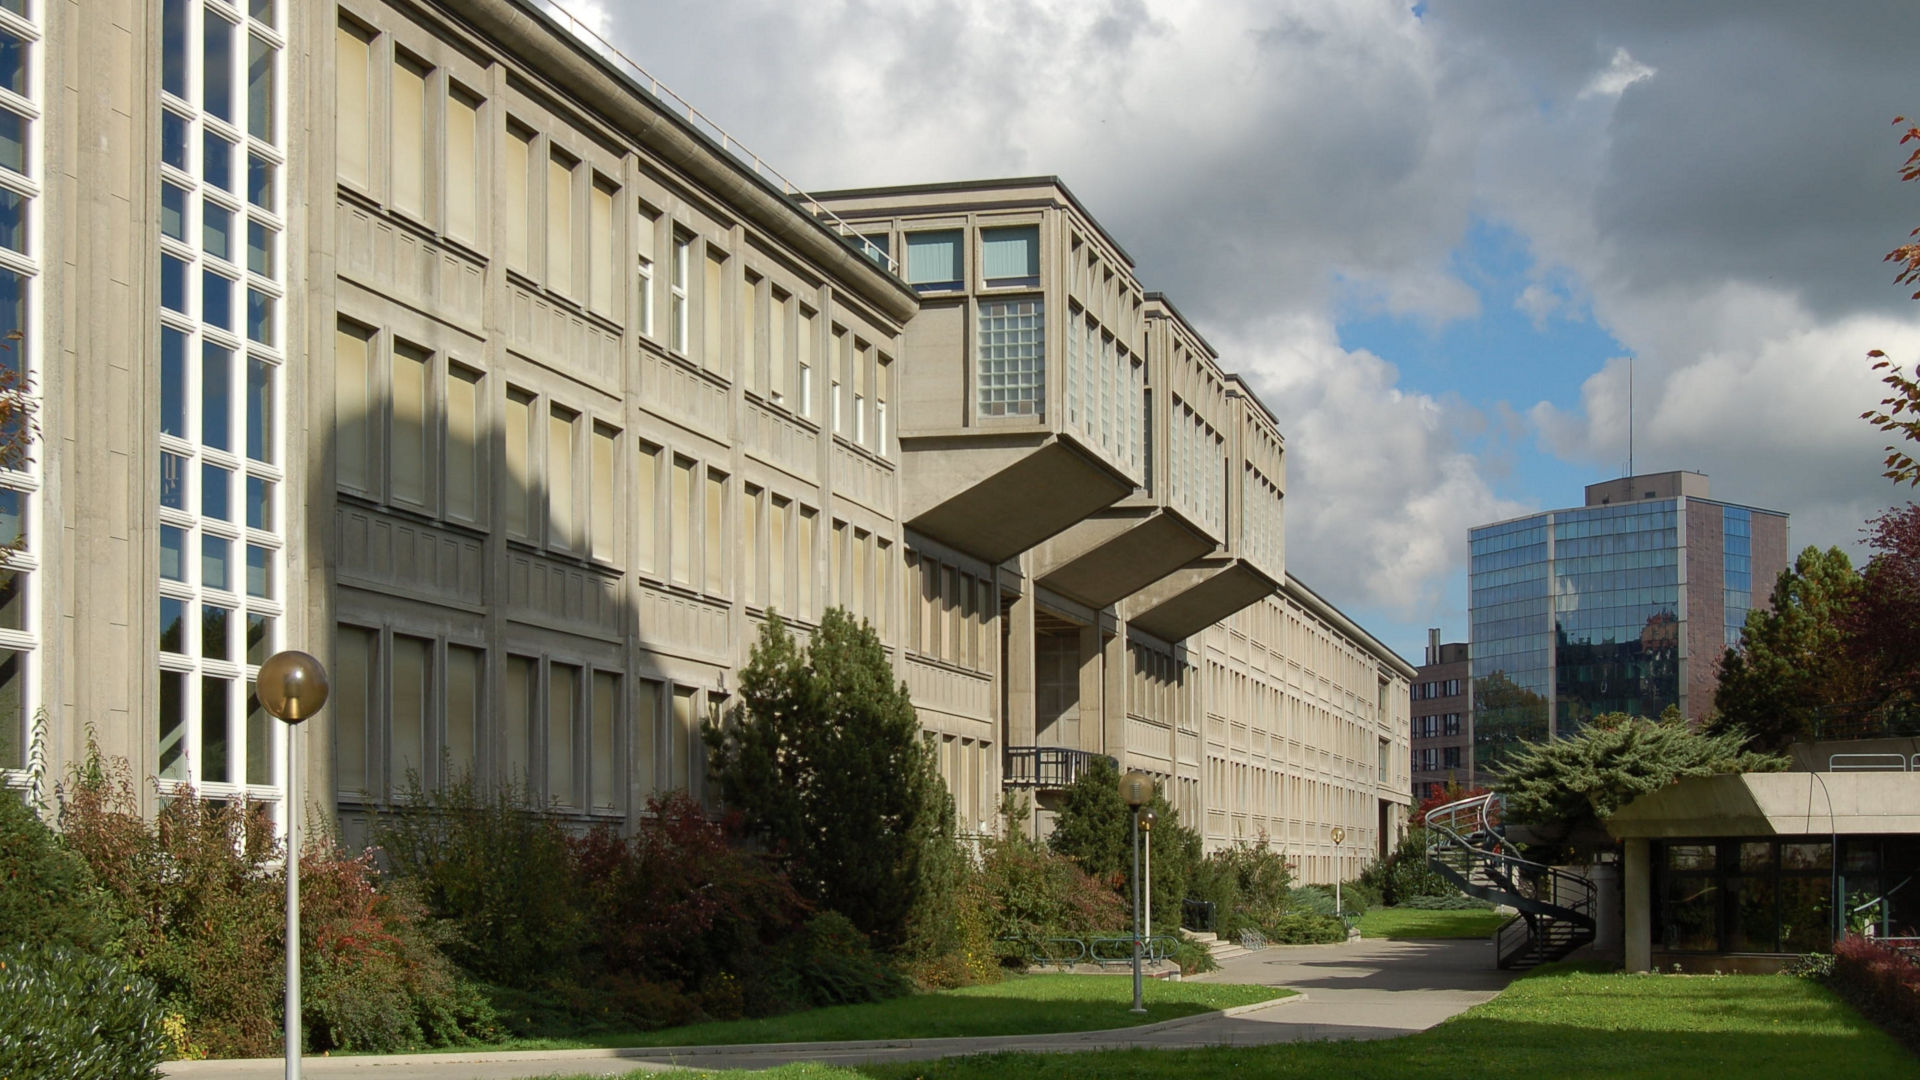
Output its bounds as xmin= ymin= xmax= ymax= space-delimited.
xmin=1182 ymin=898 xmax=1217 ymax=933
xmin=1003 ymin=746 xmax=1116 ymax=789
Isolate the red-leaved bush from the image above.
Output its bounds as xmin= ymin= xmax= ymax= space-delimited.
xmin=1831 ymin=934 xmax=1920 ymax=1052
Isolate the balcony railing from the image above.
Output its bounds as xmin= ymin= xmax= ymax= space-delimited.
xmin=1003 ymin=746 xmax=1115 ymax=790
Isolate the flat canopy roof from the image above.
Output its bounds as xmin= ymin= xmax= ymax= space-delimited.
xmin=1606 ymin=773 xmax=1920 ymax=839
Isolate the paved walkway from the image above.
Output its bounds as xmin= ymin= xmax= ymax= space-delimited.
xmin=162 ymin=937 xmax=1512 ymax=1080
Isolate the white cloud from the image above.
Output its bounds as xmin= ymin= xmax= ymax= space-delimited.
xmin=1577 ymin=46 xmax=1656 ymax=101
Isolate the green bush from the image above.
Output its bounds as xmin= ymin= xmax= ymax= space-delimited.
xmin=772 ymin=911 xmax=908 ymax=1009
xmin=0 ymin=787 xmax=117 ymax=954
xmin=978 ymin=827 xmax=1127 ymax=964
xmin=0 ymin=941 xmax=166 ymax=1080
xmin=1263 ymin=913 xmax=1348 ymax=944
xmin=1189 ymin=836 xmax=1295 ymax=936
xmin=1358 ymin=827 xmax=1457 ymax=905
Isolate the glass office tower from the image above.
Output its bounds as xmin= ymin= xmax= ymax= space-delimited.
xmin=1468 ymin=473 xmax=1787 ymax=770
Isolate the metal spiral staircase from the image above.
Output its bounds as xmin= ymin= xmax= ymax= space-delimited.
xmin=1426 ymin=792 xmax=1598 ymax=970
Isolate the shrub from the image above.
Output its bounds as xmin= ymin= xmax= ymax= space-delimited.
xmin=904 ymin=836 xmax=1001 ymax=989
xmin=0 ymin=941 xmax=166 ymax=1080
xmin=1263 ymin=913 xmax=1349 ymax=944
xmin=771 ymin=911 xmax=907 ymax=1009
xmin=373 ymin=773 xmax=587 ymax=989
xmin=1829 ymin=934 xmax=1920 ymax=1053
xmin=0 ymin=787 xmax=117 ymax=953
xmin=1358 ymin=827 xmax=1457 ymax=906
xmin=1189 ymin=836 xmax=1294 ymax=936
xmin=980 ymin=828 xmax=1127 ymax=963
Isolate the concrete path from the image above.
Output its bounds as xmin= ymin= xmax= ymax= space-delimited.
xmin=162 ymin=937 xmax=1512 ymax=1080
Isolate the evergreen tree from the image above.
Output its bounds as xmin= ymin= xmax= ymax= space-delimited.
xmin=1713 ymin=546 xmax=1871 ymax=748
xmin=1048 ymin=757 xmax=1200 ymax=932
xmin=704 ymin=609 xmax=950 ymax=951
xmin=1498 ymin=708 xmax=1786 ymax=830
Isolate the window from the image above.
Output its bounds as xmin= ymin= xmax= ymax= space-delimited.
xmin=669 ymin=233 xmax=690 ymax=353
xmin=590 ymin=424 xmax=617 ymax=562
xmin=549 ymin=663 xmax=578 ymax=805
xmin=742 ymin=484 xmax=762 ymax=608
xmin=670 ymin=456 xmax=693 ymax=584
xmin=670 ymin=686 xmax=697 ymax=791
xmin=547 ymin=406 xmax=576 ymax=549
xmin=830 ymin=329 xmax=845 ymax=434
xmin=504 ymin=389 xmax=534 ymax=539
xmin=504 ymin=655 xmax=534 ymax=779
xmin=445 ymin=644 xmax=481 ymax=780
xmin=768 ymin=495 xmax=788 ymax=611
xmin=390 ymin=343 xmax=429 ymax=506
xmin=391 ymin=56 xmax=429 ymax=219
xmin=740 ymin=272 xmax=760 ymax=392
xmin=796 ymin=308 xmax=814 ymax=418
xmin=982 ymin=225 xmax=1040 ymax=288
xmin=590 ymin=671 xmax=619 ymax=811
xmin=768 ymin=290 xmax=788 ymax=405
xmin=634 ymin=678 xmax=661 ymax=798
xmin=977 ymin=298 xmax=1044 ymax=417
xmin=445 ymin=88 xmax=481 ymax=245
xmin=635 ymin=206 xmax=658 ymax=337
xmin=390 ymin=634 xmax=430 ymax=791
xmin=635 ymin=441 xmax=659 ymax=573
xmin=547 ymin=153 xmax=575 ymax=295
xmin=797 ymin=506 xmax=816 ymax=619
xmin=703 ymin=248 xmax=726 ymax=373
xmin=335 ymin=22 xmax=371 ymax=187
xmin=333 ymin=624 xmax=375 ymax=792
xmin=704 ymin=471 xmax=726 ymax=595
xmin=334 ymin=322 xmax=373 ymax=492
xmin=504 ymin=124 xmax=534 ymax=272
xmin=875 ymin=355 xmax=891 ymax=452
xmin=589 ymin=179 xmax=617 ymax=315
xmin=905 ymin=230 xmax=962 ymax=291
xmin=445 ymin=364 xmax=483 ymax=523
xmin=852 ymin=341 xmax=867 ymax=444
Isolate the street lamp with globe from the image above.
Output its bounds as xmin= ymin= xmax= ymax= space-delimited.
xmin=256 ymin=650 xmax=330 ymax=1080
xmin=1119 ymin=770 xmax=1155 ymax=1014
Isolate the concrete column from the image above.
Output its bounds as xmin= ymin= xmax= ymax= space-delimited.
xmin=1102 ymin=624 xmax=1127 ymax=761
xmin=1623 ymin=838 xmax=1652 ymax=972
xmin=1004 ymin=572 xmax=1035 ymax=751
xmin=1075 ymin=622 xmax=1101 ymax=753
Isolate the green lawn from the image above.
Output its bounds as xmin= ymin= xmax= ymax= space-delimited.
xmin=488 ymin=974 xmax=1288 ymax=1051
xmin=567 ymin=967 xmax=1914 ymax=1080
xmin=1355 ymin=906 xmax=1512 ymax=939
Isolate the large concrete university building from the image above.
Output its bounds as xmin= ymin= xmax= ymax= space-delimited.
xmin=9 ymin=0 xmax=1410 ymax=883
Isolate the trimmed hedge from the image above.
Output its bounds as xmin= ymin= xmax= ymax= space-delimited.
xmin=1830 ymin=934 xmax=1920 ymax=1053
xmin=0 ymin=941 xmax=166 ymax=1080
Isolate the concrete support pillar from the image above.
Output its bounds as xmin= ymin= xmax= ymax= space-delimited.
xmin=1004 ymin=573 xmax=1035 ymax=752
xmin=1074 ymin=623 xmax=1101 ymax=754
xmin=1623 ymin=837 xmax=1652 ymax=972
xmin=1102 ymin=625 xmax=1127 ymax=763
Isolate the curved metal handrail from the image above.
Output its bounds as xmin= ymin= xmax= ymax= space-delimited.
xmin=1426 ymin=790 xmax=1597 ymax=969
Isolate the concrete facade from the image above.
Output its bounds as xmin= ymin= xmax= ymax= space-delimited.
xmin=6 ymin=0 xmax=1411 ymax=884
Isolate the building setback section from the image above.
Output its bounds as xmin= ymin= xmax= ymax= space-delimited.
xmin=9 ymin=0 xmax=1412 ymax=883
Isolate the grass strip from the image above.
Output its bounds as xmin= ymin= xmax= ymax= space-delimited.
xmin=1355 ymin=906 xmax=1512 ymax=940
xmin=562 ymin=967 xmax=1913 ymax=1080
xmin=488 ymin=974 xmax=1289 ymax=1051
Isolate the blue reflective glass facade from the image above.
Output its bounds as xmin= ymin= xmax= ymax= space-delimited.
xmin=1551 ymin=502 xmax=1681 ymax=732
xmin=1469 ymin=516 xmax=1553 ymax=766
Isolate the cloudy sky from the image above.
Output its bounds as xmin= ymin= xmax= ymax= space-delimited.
xmin=564 ymin=0 xmax=1920 ymax=662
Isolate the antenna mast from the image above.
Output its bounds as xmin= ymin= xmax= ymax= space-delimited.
xmin=1628 ymin=357 xmax=1634 ymax=481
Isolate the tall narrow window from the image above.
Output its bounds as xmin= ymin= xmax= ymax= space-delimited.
xmin=635 ymin=678 xmax=661 ymax=798
xmin=831 ymin=330 xmax=846 ymax=434
xmin=796 ymin=311 xmax=817 ymax=420
xmin=743 ymin=485 xmax=762 ymax=608
xmin=548 ymin=663 xmax=578 ymax=806
xmin=670 ymin=686 xmax=697 ymax=792
xmin=335 ymin=322 xmax=373 ymax=492
xmin=797 ymin=506 xmax=816 ymax=619
xmin=875 ymin=355 xmax=891 ymax=452
xmin=704 ymin=471 xmax=726 ymax=595
xmin=247 ymin=34 xmax=276 ymax=143
xmin=768 ymin=290 xmax=787 ymax=404
xmin=445 ymin=364 xmax=483 ymax=523
xmin=445 ymin=644 xmax=481 ymax=781
xmin=335 ymin=23 xmax=371 ymax=187
xmin=635 ymin=441 xmax=659 ymax=573
xmin=669 ymin=233 xmax=690 ymax=353
xmin=547 ymin=406 xmax=576 ymax=549
xmin=445 ymin=88 xmax=481 ymax=245
xmin=768 ymin=495 xmax=788 ymax=612
xmin=504 ymin=124 xmax=533 ymax=272
xmin=504 ymin=655 xmax=534 ymax=779
xmin=333 ymin=624 xmax=375 ymax=793
xmin=390 ymin=343 xmax=429 ymax=506
xmin=703 ymin=249 xmax=726 ymax=374
xmin=504 ymin=389 xmax=534 ymax=539
xmin=636 ymin=207 xmax=658 ymax=338
xmin=391 ymin=56 xmax=429 ymax=219
xmin=589 ymin=179 xmax=616 ymax=315
xmin=590 ymin=424 xmax=616 ymax=562
xmin=591 ymin=671 xmax=618 ymax=811
xmin=852 ymin=342 xmax=867 ymax=445
xmin=740 ymin=273 xmax=760 ymax=392
xmin=547 ymin=153 xmax=575 ymax=295
xmin=876 ymin=539 xmax=892 ymax=637
xmin=390 ymin=635 xmax=430 ymax=791
xmin=670 ymin=456 xmax=693 ymax=584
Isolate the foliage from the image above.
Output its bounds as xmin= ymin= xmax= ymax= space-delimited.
xmin=1262 ymin=912 xmax=1349 ymax=944
xmin=770 ymin=911 xmax=908 ymax=1010
xmin=1471 ymin=671 xmax=1550 ymax=773
xmin=902 ymin=834 xmax=1001 ymax=989
xmin=1046 ymin=757 xmax=1202 ymax=935
xmin=1358 ymin=827 xmax=1456 ymax=906
xmin=1496 ymin=708 xmax=1786 ymax=830
xmin=1863 ymin=116 xmax=1920 ymax=484
xmin=704 ymin=610 xmax=949 ymax=952
xmin=1713 ymin=546 xmax=1874 ymax=748
xmin=372 ymin=772 xmax=587 ymax=988
xmin=0 ymin=788 xmax=117 ymax=954
xmin=1827 ymin=934 xmax=1920 ymax=1054
xmin=977 ymin=823 xmax=1128 ymax=964
xmin=1414 ymin=780 xmax=1494 ymax=824
xmin=0 ymin=941 xmax=166 ymax=1080
xmin=1187 ymin=835 xmax=1295 ymax=937
xmin=1851 ymin=504 xmax=1920 ymax=714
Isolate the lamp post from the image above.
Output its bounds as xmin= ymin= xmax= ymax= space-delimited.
xmin=1119 ymin=770 xmax=1154 ymax=1014
xmin=1140 ymin=808 xmax=1158 ymax=957
xmin=1330 ymin=825 xmax=1347 ymax=920
xmin=256 ymin=650 xmax=330 ymax=1080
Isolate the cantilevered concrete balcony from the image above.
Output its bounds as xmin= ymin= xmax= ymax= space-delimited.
xmin=1030 ymin=501 xmax=1217 ymax=609
xmin=817 ymin=178 xmax=1152 ymax=564
xmin=1120 ymin=318 xmax=1286 ymax=640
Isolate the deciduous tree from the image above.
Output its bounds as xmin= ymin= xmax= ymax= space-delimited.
xmin=1713 ymin=546 xmax=1871 ymax=748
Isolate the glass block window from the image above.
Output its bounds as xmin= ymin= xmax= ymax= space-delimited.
xmin=0 ymin=0 xmax=37 ymax=778
xmin=977 ymin=297 xmax=1043 ymax=418
xmin=153 ymin=0 xmax=285 ymax=803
